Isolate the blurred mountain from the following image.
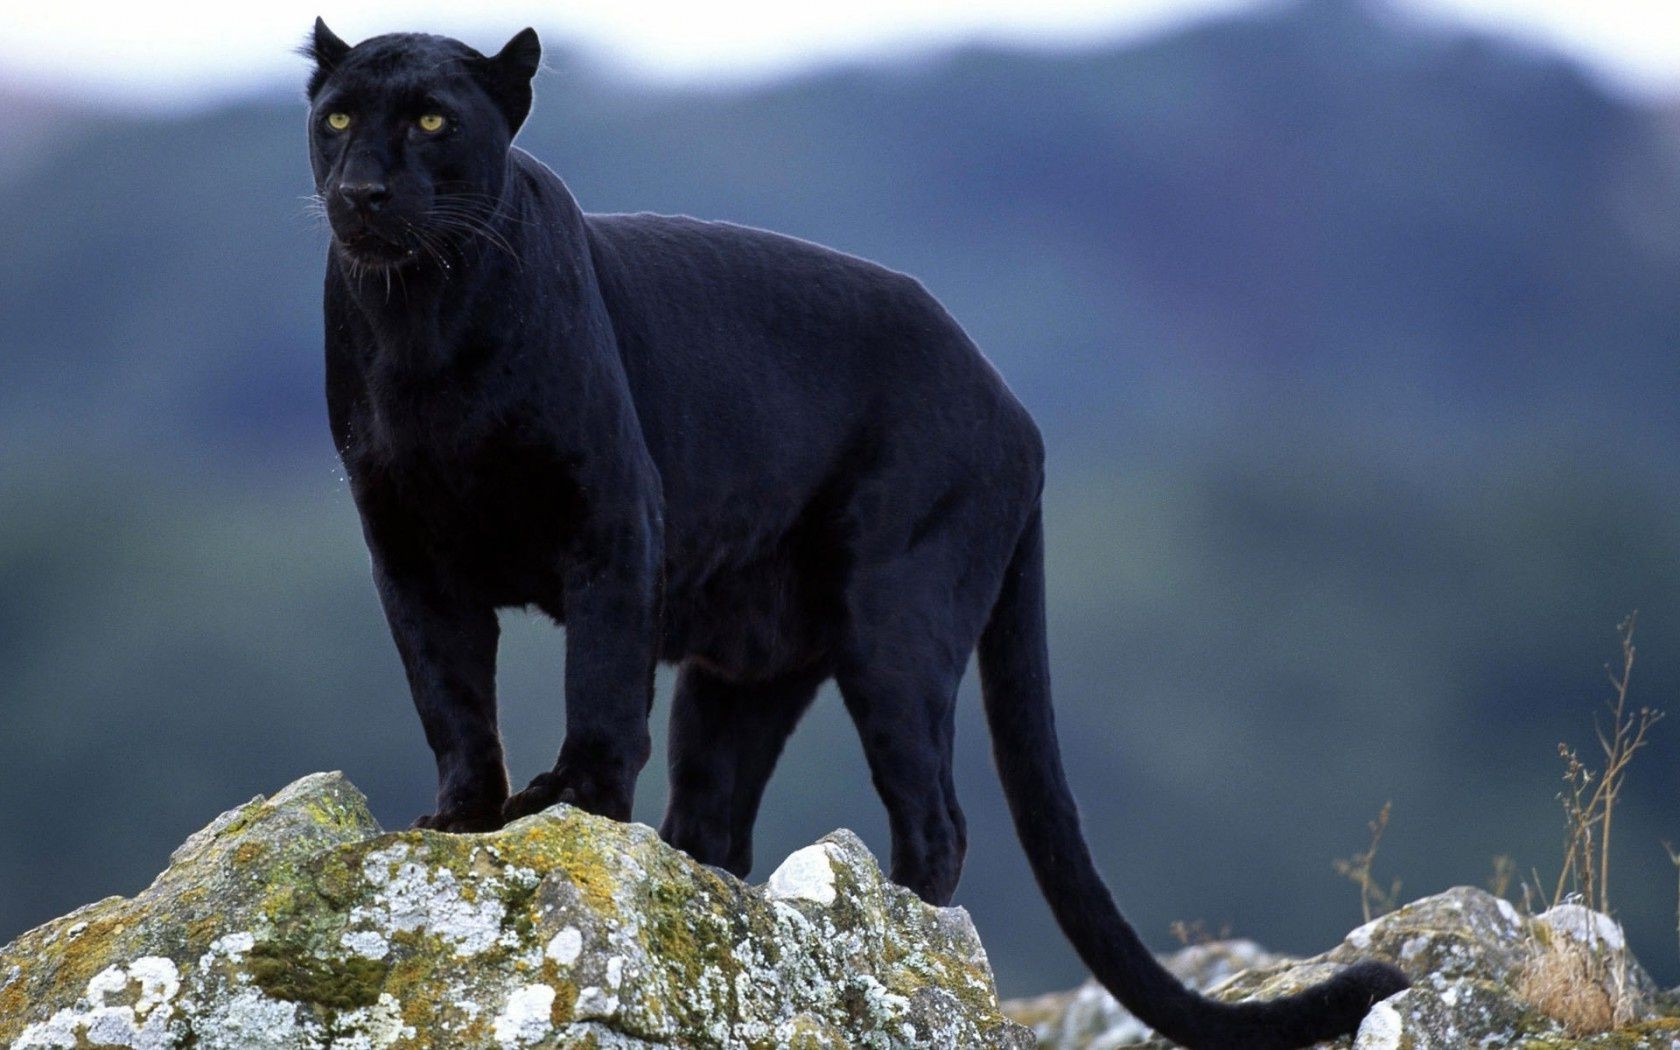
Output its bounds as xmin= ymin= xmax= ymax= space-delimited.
xmin=4 ymin=0 xmax=1677 ymax=461
xmin=3 ymin=0 xmax=1678 ymax=996
xmin=0 ymin=84 xmax=94 ymax=185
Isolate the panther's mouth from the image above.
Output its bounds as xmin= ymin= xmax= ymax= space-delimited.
xmin=335 ymin=228 xmax=417 ymax=267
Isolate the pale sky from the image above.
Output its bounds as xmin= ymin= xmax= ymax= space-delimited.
xmin=2 ymin=0 xmax=1677 ymax=109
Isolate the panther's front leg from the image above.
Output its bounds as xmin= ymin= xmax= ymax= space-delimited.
xmin=372 ymin=559 xmax=510 ymax=832
xmin=504 ymin=497 xmax=664 ymax=823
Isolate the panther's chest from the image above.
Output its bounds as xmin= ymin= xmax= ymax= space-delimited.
xmin=351 ymin=428 xmax=585 ymax=606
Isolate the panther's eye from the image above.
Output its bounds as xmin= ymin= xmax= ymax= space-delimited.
xmin=418 ymin=114 xmax=446 ymax=133
xmin=324 ymin=112 xmax=351 ymax=132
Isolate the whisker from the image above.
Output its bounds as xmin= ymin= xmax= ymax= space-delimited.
xmin=429 ymin=215 xmax=518 ymax=255
xmin=403 ymin=218 xmax=453 ymax=274
xmin=298 ymin=193 xmax=332 ymax=231
xmin=430 ymin=206 xmax=522 ymax=250
xmin=423 ymin=210 xmax=522 ymax=269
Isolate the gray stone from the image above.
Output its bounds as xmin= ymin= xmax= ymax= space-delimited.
xmin=1 ymin=772 xmax=1031 ymax=1049
xmin=1004 ymin=886 xmax=1680 ymax=1049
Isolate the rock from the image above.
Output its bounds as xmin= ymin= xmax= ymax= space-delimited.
xmin=1003 ymin=940 xmax=1286 ymax=1049
xmin=1004 ymin=886 xmax=1680 ymax=1048
xmin=0 ymin=772 xmax=1032 ymax=1049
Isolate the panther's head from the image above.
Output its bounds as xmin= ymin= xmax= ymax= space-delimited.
xmin=303 ymin=19 xmax=540 ymax=269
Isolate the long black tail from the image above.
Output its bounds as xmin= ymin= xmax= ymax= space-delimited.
xmin=976 ymin=509 xmax=1408 ymax=1050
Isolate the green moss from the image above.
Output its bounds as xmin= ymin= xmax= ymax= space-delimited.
xmin=0 ymin=974 xmax=31 ymax=1041
xmin=36 ymin=919 xmax=130 ymax=1007
xmin=232 ymin=840 xmax=268 ymax=867
xmin=185 ymin=915 xmax=225 ymax=945
xmin=1521 ymin=1016 xmax=1680 ymax=1048
xmin=306 ymin=849 xmax=362 ymax=908
xmin=890 ymin=948 xmax=996 ymax=1018
xmin=0 ymin=900 xmax=145 ymax=1042
xmin=477 ymin=812 xmax=627 ymax=918
xmin=550 ymin=977 xmax=579 ymax=1025
xmin=749 ymin=1014 xmax=842 ymax=1049
xmin=376 ymin=929 xmax=497 ymax=1042
xmin=3 ymin=781 xmax=1028 ymax=1047
xmin=247 ymin=939 xmax=389 ymax=1009
xmin=301 ymin=794 xmax=362 ymax=832
xmin=204 ymin=801 xmax=264 ymax=848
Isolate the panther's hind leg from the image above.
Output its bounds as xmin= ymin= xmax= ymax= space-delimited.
xmin=834 ymin=641 xmax=968 ymax=906
xmin=833 ymin=556 xmax=1003 ymax=905
xmin=659 ymin=662 xmax=822 ymax=876
xmin=831 ymin=473 xmax=1025 ymax=905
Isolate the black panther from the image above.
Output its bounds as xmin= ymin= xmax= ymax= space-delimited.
xmin=304 ymin=20 xmax=1407 ymax=1048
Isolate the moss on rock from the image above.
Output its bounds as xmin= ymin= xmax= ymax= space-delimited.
xmin=2 ymin=771 xmax=1030 ymax=1049
xmin=1006 ymin=887 xmax=1679 ymax=1049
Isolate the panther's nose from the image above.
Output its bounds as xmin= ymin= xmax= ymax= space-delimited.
xmin=337 ymin=181 xmax=390 ymax=214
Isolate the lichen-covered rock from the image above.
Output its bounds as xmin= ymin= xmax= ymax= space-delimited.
xmin=1 ymin=772 xmax=1032 ymax=1049
xmin=1003 ymin=887 xmax=1680 ymax=1049
xmin=1003 ymin=940 xmax=1285 ymax=1049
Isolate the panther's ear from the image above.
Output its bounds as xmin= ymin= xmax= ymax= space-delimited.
xmin=475 ymin=28 xmax=542 ymax=137
xmin=302 ymin=17 xmax=352 ymax=98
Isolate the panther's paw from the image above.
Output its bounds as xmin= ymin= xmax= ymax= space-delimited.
xmin=502 ymin=771 xmax=569 ymax=822
xmin=504 ymin=766 xmax=632 ymax=823
xmin=411 ymin=804 xmax=505 ymax=834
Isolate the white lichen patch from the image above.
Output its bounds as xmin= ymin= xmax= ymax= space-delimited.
xmin=340 ymin=929 xmax=390 ymax=960
xmin=127 ymin=957 xmax=182 ymax=1016
xmin=850 ymin=973 xmax=911 ymax=1034
xmin=88 ymin=964 xmax=132 ymax=1004
xmin=331 ymin=993 xmax=414 ymax=1050
xmin=766 ymin=844 xmax=838 ymax=906
xmin=575 ymin=985 xmax=621 ymax=1018
xmin=197 ymin=932 xmax=256 ymax=979
xmin=546 ymin=926 xmax=583 ymax=965
xmin=207 ymin=932 xmax=254 ymax=960
xmin=491 ymin=984 xmax=556 ymax=1047
xmin=2 ymin=774 xmax=1031 ymax=1050
xmin=190 ymin=987 xmax=318 ymax=1050
xmin=15 ymin=959 xmax=184 ymax=1050
xmin=353 ymin=853 xmax=507 ymax=957
xmin=358 ymin=844 xmax=413 ymax=886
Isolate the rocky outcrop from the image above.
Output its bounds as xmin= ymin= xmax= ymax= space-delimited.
xmin=13 ymin=772 xmax=1679 ymax=1049
xmin=0 ymin=772 xmax=1030 ymax=1049
xmin=1006 ymin=886 xmax=1680 ymax=1048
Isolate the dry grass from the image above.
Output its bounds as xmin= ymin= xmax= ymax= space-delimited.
xmin=1548 ymin=614 xmax=1662 ymax=914
xmin=1667 ymin=842 xmax=1680 ymax=972
xmin=1487 ymin=854 xmax=1516 ymax=900
xmin=1515 ymin=614 xmax=1661 ymax=1035
xmin=1334 ymin=800 xmax=1402 ymax=923
xmin=1168 ymin=918 xmax=1231 ymax=947
xmin=1516 ymin=920 xmax=1634 ymax=1035
xmin=1317 ymin=617 xmax=1667 ymax=1037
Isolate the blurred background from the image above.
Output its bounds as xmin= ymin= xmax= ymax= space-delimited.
xmin=3 ymin=0 xmax=1679 ymax=999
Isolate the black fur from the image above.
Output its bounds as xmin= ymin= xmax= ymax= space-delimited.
xmin=305 ymin=23 xmax=1408 ymax=1048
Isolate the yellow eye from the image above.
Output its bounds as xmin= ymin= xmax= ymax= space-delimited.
xmin=418 ymin=114 xmax=446 ymax=133
xmin=325 ymin=112 xmax=351 ymax=131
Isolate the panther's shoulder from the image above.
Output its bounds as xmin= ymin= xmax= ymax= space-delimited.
xmin=583 ymin=208 xmax=916 ymax=290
